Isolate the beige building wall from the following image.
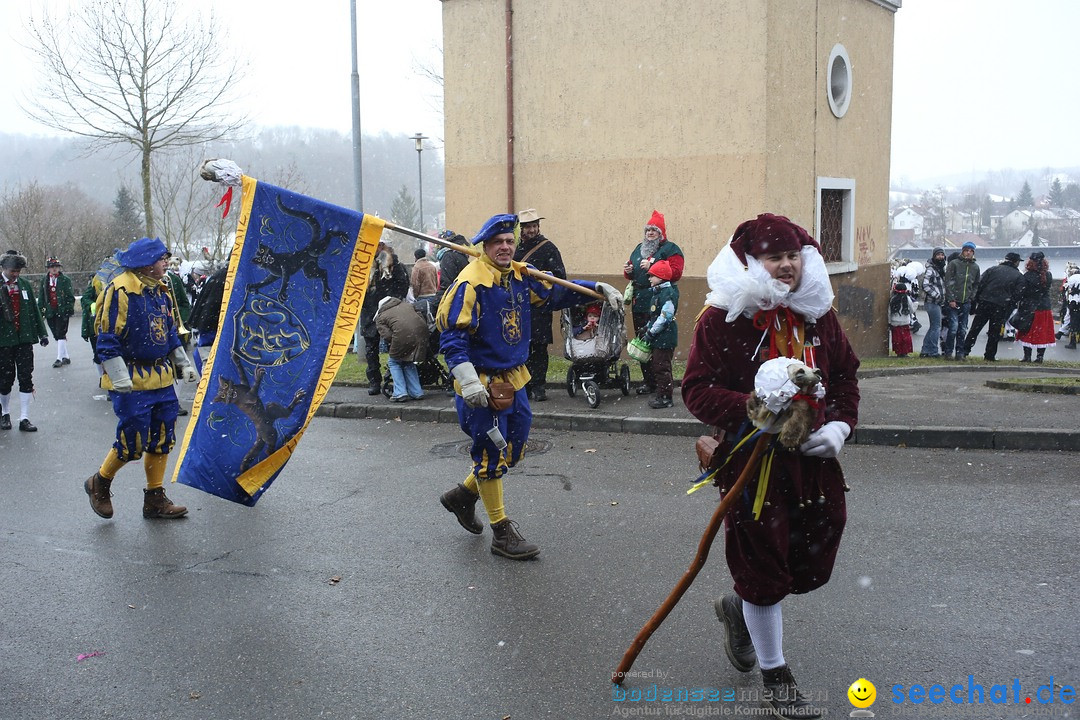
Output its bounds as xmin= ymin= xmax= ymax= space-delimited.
xmin=442 ymin=0 xmax=898 ymax=357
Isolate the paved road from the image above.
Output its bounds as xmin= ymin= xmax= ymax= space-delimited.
xmin=1 ymin=340 xmax=1077 ymax=719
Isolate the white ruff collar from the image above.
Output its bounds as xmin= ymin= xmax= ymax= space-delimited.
xmin=704 ymin=245 xmax=834 ymax=322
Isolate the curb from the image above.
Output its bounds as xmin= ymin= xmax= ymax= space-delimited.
xmin=315 ymin=402 xmax=1080 ymax=452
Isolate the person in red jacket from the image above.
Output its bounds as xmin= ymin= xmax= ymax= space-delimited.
xmin=681 ymin=214 xmax=860 ymax=720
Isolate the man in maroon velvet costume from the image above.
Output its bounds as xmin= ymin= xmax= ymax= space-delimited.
xmin=682 ymin=214 xmax=860 ymax=720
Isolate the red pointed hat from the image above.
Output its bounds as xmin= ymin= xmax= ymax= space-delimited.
xmin=729 ymin=213 xmax=820 ymax=266
xmin=646 ymin=210 xmax=666 ymax=239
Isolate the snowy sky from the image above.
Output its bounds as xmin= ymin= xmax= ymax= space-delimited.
xmin=1 ymin=0 xmax=1078 ymax=186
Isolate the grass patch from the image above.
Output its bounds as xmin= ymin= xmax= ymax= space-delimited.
xmin=999 ymin=376 xmax=1080 ymax=387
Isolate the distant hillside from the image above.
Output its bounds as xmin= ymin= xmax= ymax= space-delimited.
xmin=891 ymin=167 xmax=1080 ymax=199
xmin=0 ymin=128 xmax=445 ymax=224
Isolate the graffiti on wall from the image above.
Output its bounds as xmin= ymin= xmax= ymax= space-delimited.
xmin=857 ymin=225 xmax=876 ymax=266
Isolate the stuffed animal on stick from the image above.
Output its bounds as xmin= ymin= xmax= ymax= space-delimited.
xmin=746 ymin=357 xmax=824 ymax=449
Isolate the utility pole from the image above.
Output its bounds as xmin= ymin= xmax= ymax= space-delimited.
xmin=350 ymin=0 xmax=363 ymax=211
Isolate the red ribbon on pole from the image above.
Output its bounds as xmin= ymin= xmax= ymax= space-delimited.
xmin=216 ymin=186 xmax=234 ymax=218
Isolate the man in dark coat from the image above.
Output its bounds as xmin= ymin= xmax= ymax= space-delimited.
xmin=943 ymin=242 xmax=980 ymax=360
xmin=513 ymin=209 xmax=566 ymax=401
xmin=960 ymin=252 xmax=1023 ymax=361
xmin=359 ymin=241 xmax=409 ymax=395
xmin=38 ymin=257 xmax=76 ymax=367
xmin=0 ymin=251 xmax=49 ymax=431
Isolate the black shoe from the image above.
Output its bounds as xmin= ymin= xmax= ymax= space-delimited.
xmin=761 ymin=665 xmax=822 ymax=720
xmin=983 ymin=356 xmax=996 ymax=362
xmin=648 ymin=395 xmax=673 ymax=409
xmin=62 ymin=357 xmax=71 ymax=365
xmin=714 ymin=594 xmax=756 ymax=672
xmin=177 ymin=408 xmax=189 ymax=416
xmin=533 ymin=386 xmax=547 ymax=402
xmin=18 ymin=419 xmax=37 ymax=432
xmin=1067 ymin=342 xmax=1077 ymax=349
xmin=918 ymin=353 xmax=939 ymax=359
xmin=52 ymin=359 xmax=63 ymax=368
xmin=0 ymin=414 xmax=9 ymax=430
xmin=490 ymin=518 xmax=540 ymax=560
xmin=440 ymin=484 xmax=483 ymax=534
xmin=367 ymin=384 xmax=382 ymax=396
xmin=635 ymin=385 xmax=655 ymax=396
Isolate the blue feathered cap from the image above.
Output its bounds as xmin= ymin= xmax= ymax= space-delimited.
xmin=117 ymin=237 xmax=169 ymax=268
xmin=471 ymin=213 xmax=517 ymax=245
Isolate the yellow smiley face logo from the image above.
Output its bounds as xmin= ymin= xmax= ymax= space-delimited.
xmin=848 ymin=678 xmax=877 ymax=708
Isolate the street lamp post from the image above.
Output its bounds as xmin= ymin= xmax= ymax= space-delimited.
xmin=411 ymin=132 xmax=428 ymax=232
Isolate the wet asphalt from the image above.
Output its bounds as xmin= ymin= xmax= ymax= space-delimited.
xmin=1 ymin=333 xmax=1077 ymax=719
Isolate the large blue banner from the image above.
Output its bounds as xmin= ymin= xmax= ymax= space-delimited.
xmin=173 ymin=176 xmax=384 ymax=505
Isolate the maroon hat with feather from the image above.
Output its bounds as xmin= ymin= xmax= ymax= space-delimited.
xmin=729 ymin=213 xmax=821 ymax=266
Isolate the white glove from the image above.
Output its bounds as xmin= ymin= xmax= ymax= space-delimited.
xmin=451 ymin=362 xmax=490 ymax=409
xmin=102 ymin=356 xmax=132 ymax=394
xmin=595 ymin=282 xmax=623 ymax=313
xmin=799 ymin=421 xmax=851 ymax=458
xmin=170 ymin=347 xmax=198 ymax=383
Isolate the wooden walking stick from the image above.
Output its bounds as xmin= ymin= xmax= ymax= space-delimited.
xmin=383 ymin=221 xmax=605 ymax=302
xmin=611 ymin=433 xmax=770 ymax=685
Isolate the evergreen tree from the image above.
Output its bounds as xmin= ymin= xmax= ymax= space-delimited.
xmin=390 ymin=184 xmax=420 ymax=229
xmin=1049 ymin=178 xmax=1065 ymax=207
xmin=1063 ymin=183 xmax=1080 ymax=211
xmin=1017 ymin=181 xmax=1034 ymax=207
xmin=110 ymin=186 xmax=143 ymax=244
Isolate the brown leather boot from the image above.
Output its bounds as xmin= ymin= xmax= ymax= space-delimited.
xmin=143 ymin=488 xmax=188 ymax=519
xmin=440 ymin=483 xmax=483 ymax=534
xmin=84 ymin=473 xmax=114 ymax=519
xmin=490 ymin=519 xmax=539 ymax=560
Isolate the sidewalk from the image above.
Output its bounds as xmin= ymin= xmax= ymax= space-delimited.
xmin=318 ymin=364 xmax=1080 ymax=452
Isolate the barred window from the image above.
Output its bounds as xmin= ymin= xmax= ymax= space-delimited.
xmin=819 ymin=189 xmax=845 ymax=263
xmin=815 ymin=177 xmax=856 ymax=271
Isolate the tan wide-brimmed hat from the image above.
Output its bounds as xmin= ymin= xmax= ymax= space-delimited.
xmin=517 ymin=208 xmax=544 ymax=223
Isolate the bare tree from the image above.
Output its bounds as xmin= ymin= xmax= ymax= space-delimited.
xmin=23 ymin=0 xmax=247 ymax=238
xmin=0 ymin=181 xmax=113 ymax=272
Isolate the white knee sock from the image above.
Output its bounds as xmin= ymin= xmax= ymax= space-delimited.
xmin=19 ymin=392 xmax=32 ymax=420
xmin=743 ymin=600 xmax=785 ymax=670
xmin=57 ymin=338 xmax=68 ymax=360
xmin=0 ymin=393 xmax=8 ymax=415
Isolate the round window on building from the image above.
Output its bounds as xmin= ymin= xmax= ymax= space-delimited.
xmin=827 ymin=44 xmax=851 ymax=118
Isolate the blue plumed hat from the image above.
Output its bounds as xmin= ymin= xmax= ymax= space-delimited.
xmin=117 ymin=237 xmax=168 ymax=269
xmin=471 ymin=214 xmax=517 ymax=245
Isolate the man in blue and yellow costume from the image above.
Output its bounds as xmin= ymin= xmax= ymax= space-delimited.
xmin=84 ymin=237 xmax=199 ymax=521
xmin=436 ymin=213 xmax=622 ymax=560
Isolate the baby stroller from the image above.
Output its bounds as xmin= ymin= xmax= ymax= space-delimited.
xmin=561 ymin=302 xmax=630 ymax=408
xmin=381 ymin=298 xmax=451 ymax=399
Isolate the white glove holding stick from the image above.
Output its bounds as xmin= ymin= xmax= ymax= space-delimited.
xmin=799 ymin=421 xmax=851 ymax=458
xmin=594 ymin=282 xmax=624 ymax=313
xmin=170 ymin=347 xmax=199 ymax=383
xmin=102 ymin=356 xmax=132 ymax=394
xmin=452 ymin=362 xmax=490 ymax=409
